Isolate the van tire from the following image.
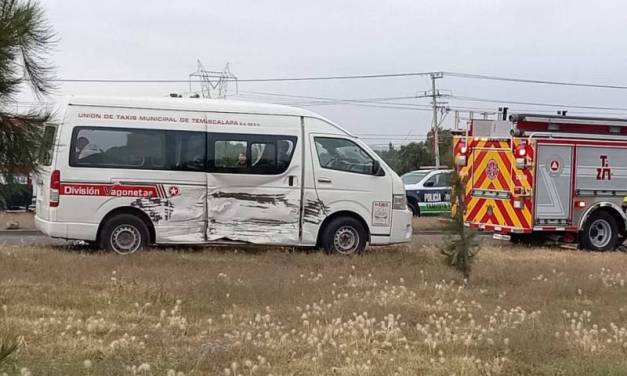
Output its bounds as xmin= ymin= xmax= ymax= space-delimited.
xmin=99 ymin=214 xmax=149 ymax=255
xmin=321 ymin=217 xmax=367 ymax=255
xmin=408 ymin=202 xmax=419 ymax=216
xmin=581 ymin=211 xmax=618 ymax=251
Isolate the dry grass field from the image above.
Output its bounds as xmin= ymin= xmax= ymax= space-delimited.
xmin=1 ymin=227 xmax=627 ymax=375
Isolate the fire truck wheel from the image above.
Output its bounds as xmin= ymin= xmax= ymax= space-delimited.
xmin=321 ymin=216 xmax=367 ymax=255
xmin=100 ymin=214 xmax=149 ymax=255
xmin=582 ymin=211 xmax=618 ymax=251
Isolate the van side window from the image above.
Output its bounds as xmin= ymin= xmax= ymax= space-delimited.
xmin=314 ymin=137 xmax=376 ymax=175
xmin=215 ymin=140 xmax=248 ymax=168
xmin=70 ymin=127 xmax=205 ymax=172
xmin=251 ymin=142 xmax=276 ymax=168
xmin=277 ymin=139 xmax=294 ymax=170
xmin=176 ymin=132 xmax=206 ymax=171
xmin=209 ymin=134 xmax=297 ymax=175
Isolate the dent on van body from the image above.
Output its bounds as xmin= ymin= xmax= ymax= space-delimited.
xmin=303 ymin=199 xmax=330 ymax=224
xmin=206 ymin=188 xmax=301 ymax=244
xmin=134 ymin=185 xmax=206 ymax=243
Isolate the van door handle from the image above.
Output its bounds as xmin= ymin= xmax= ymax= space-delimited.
xmin=288 ymin=176 xmax=296 ymax=186
xmin=317 ymin=177 xmax=332 ymax=184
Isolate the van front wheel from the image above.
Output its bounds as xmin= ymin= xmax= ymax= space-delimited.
xmin=321 ymin=217 xmax=367 ymax=255
xmin=100 ymin=214 xmax=149 ymax=255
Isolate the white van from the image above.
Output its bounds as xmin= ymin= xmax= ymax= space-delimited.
xmin=35 ymin=96 xmax=412 ymax=254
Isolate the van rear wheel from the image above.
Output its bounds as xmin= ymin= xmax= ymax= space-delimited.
xmin=99 ymin=214 xmax=149 ymax=255
xmin=321 ymin=217 xmax=367 ymax=255
xmin=582 ymin=211 xmax=618 ymax=251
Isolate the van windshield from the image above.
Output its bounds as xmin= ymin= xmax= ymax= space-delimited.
xmin=314 ymin=137 xmax=375 ymax=175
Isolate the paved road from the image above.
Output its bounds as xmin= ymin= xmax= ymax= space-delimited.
xmin=0 ymin=232 xmax=69 ymax=247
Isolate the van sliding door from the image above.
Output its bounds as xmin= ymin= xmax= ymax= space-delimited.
xmin=204 ymin=114 xmax=302 ymax=244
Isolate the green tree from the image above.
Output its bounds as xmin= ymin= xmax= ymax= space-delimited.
xmin=0 ymin=0 xmax=55 ymax=208
xmin=440 ymin=168 xmax=479 ymax=283
xmin=373 ymin=143 xmax=401 ymax=172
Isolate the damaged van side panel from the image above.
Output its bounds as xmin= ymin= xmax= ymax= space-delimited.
xmin=205 ymin=113 xmax=303 ymax=244
xmin=206 ymin=188 xmax=301 ymax=244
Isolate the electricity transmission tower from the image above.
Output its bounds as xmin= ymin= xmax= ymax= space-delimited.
xmin=188 ymin=60 xmax=238 ymax=99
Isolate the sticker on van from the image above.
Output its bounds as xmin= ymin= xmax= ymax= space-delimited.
xmin=372 ymin=201 xmax=391 ymax=227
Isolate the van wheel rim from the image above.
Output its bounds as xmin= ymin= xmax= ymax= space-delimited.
xmin=589 ymin=219 xmax=612 ymax=249
xmin=111 ymin=225 xmax=141 ymax=254
xmin=334 ymin=226 xmax=359 ymax=254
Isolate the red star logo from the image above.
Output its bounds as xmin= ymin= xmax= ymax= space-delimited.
xmin=168 ymin=186 xmax=180 ymax=196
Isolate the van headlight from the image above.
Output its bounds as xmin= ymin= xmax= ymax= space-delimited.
xmin=393 ymin=194 xmax=407 ymax=210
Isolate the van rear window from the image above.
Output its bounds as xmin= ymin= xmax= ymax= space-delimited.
xmin=39 ymin=125 xmax=57 ymax=166
xmin=70 ymin=127 xmax=206 ymax=171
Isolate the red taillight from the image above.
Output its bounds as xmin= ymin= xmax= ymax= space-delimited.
xmin=50 ymin=169 xmax=60 ymax=207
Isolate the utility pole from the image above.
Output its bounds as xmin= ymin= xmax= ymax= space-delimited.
xmin=454 ymin=110 xmax=460 ymax=131
xmin=430 ymin=72 xmax=443 ymax=168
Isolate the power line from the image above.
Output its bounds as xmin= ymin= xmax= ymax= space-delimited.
xmin=50 ymin=71 xmax=434 ymax=84
xmin=237 ymin=91 xmax=434 ymax=111
xmin=48 ymin=70 xmax=627 ymax=90
xmin=240 ymin=90 xmax=423 ymax=105
xmin=445 ymin=71 xmax=627 ymax=90
xmin=451 ymin=95 xmax=627 ymax=112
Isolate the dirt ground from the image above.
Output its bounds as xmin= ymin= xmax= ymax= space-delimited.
xmin=0 ymin=212 xmax=34 ymax=230
xmin=1 ymin=230 xmax=627 ymax=375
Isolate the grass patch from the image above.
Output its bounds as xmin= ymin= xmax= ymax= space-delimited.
xmin=1 ymin=237 xmax=627 ymax=375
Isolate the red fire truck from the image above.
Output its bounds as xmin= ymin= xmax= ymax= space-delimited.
xmin=454 ymin=112 xmax=627 ymax=251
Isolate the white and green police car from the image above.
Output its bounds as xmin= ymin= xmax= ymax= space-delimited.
xmin=401 ymin=169 xmax=452 ymax=216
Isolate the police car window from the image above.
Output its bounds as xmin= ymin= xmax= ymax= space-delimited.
xmin=402 ymin=172 xmax=428 ymax=185
xmin=423 ymin=174 xmax=437 ymax=187
xmin=314 ymin=137 xmax=375 ymax=175
xmin=434 ymin=172 xmax=450 ymax=187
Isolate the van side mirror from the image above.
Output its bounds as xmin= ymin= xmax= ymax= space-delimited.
xmin=424 ymin=181 xmax=434 ymax=187
xmin=372 ymin=160 xmax=385 ymax=176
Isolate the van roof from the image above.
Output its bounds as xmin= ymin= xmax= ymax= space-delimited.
xmin=66 ymin=95 xmax=323 ymax=118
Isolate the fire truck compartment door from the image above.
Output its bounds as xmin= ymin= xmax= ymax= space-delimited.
xmin=535 ymin=144 xmax=573 ymax=220
xmin=575 ymin=146 xmax=627 ymax=193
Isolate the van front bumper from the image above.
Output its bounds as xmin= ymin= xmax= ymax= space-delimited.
xmin=371 ymin=208 xmax=413 ymax=245
xmin=35 ymin=215 xmax=98 ymax=241
xmin=390 ymin=208 xmax=413 ymax=243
